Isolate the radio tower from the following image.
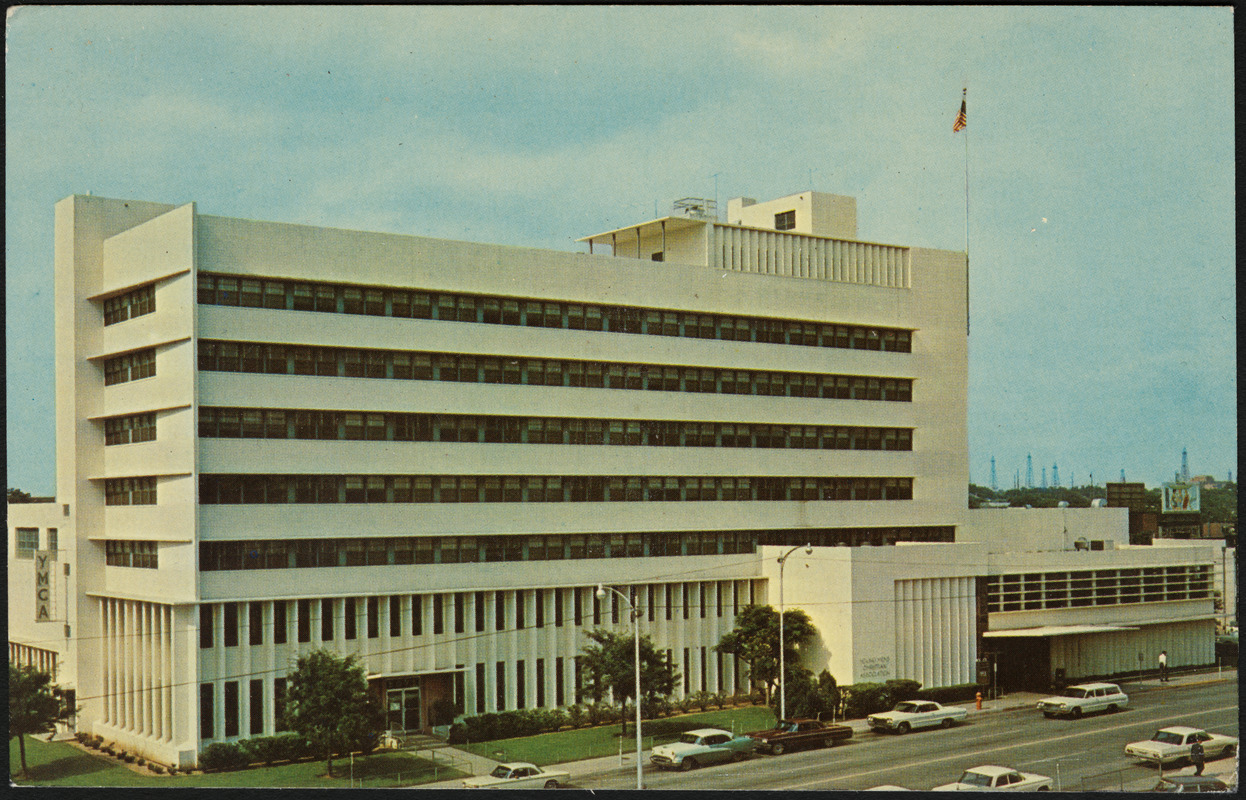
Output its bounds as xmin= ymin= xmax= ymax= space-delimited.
xmin=1026 ymin=454 xmax=1034 ymax=488
xmin=990 ymin=457 xmax=998 ymax=491
xmin=1181 ymin=448 xmax=1189 ymax=482
xmin=1041 ymin=467 xmax=1048 ymax=489
xmin=1052 ymin=463 xmax=1059 ymax=487
xmin=1120 ymin=469 xmax=1127 ymax=483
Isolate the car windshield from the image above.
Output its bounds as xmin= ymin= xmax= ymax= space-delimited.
xmin=895 ymin=702 xmax=918 ymax=713
xmin=1063 ymin=688 xmax=1088 ymax=699
xmin=490 ymin=766 xmax=513 ymax=779
xmin=679 ymin=733 xmax=703 ymax=744
xmin=1152 ymin=731 xmax=1184 ymax=745
xmin=959 ymin=771 xmax=994 ymax=787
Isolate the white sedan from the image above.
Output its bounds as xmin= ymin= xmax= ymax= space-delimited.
xmin=932 ymin=765 xmax=1053 ymax=791
xmin=462 ymin=762 xmax=570 ymax=789
xmin=1125 ymin=727 xmax=1238 ymax=767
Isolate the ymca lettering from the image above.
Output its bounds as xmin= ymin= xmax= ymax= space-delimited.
xmin=34 ymin=551 xmax=54 ymax=622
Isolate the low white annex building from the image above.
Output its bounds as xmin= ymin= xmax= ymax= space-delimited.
xmin=7 ymin=190 xmax=1221 ymax=768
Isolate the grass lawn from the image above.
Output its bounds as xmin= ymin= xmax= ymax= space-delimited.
xmin=456 ymin=705 xmax=777 ymax=766
xmin=9 ymin=736 xmax=466 ymax=788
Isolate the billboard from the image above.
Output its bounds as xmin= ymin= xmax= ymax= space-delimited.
xmin=1161 ymin=482 xmax=1200 ymax=514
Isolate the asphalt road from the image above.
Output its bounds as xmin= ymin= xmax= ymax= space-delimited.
xmin=567 ymin=680 xmax=1238 ymax=791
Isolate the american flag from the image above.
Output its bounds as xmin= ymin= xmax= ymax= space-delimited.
xmin=953 ymin=89 xmax=967 ymax=132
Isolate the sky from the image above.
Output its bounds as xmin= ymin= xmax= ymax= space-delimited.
xmin=5 ymin=6 xmax=1235 ymax=495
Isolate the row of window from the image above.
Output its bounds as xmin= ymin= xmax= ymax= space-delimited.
xmin=197 ymin=526 xmax=954 ymax=571
xmin=985 ymin=566 xmax=1213 ymax=612
xmin=104 ymin=413 xmax=157 ymax=446
xmin=103 ymin=349 xmax=156 ymax=386
xmin=198 ymin=340 xmax=914 ymax=402
xmin=104 ymin=540 xmax=157 ymax=569
xmin=197 ymin=272 xmax=913 ymax=352
xmin=198 ymin=474 xmax=914 ymax=505
xmin=201 ymin=678 xmax=281 ymax=740
xmin=196 ymin=406 xmax=914 ymax=451
xmin=200 ymin=584 xmax=750 ymax=655
xmin=14 ymin=527 xmax=57 ymax=559
xmin=103 ymin=284 xmax=156 ymax=326
xmin=103 ymin=477 xmax=157 ymax=506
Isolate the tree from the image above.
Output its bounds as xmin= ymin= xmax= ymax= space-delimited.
xmin=7 ymin=488 xmax=33 ymax=504
xmin=772 ymin=668 xmax=839 ymax=721
xmin=714 ymin=604 xmax=816 ymax=703
xmin=9 ymin=664 xmax=70 ymax=775
xmin=284 ymin=650 xmax=382 ymax=777
xmin=579 ymin=628 xmax=678 ymax=737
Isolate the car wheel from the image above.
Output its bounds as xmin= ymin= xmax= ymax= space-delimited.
xmin=771 ymin=743 xmax=785 ymax=756
xmin=1043 ymin=712 xmax=1055 ymax=718
xmin=897 ymin=723 xmax=911 ymax=734
xmin=941 ymin=718 xmax=954 ymax=729
xmin=823 ymin=737 xmax=837 ymax=748
xmin=681 ymin=758 xmax=697 ymax=772
xmin=731 ymin=751 xmax=747 ymax=763
xmin=544 ymin=780 xmax=559 ymax=789
xmin=1222 ymin=745 xmax=1235 ymax=757
xmin=1037 ymin=786 xmax=1050 ymax=792
xmin=1107 ymin=704 xmax=1118 ymax=713
xmin=1071 ymin=707 xmax=1083 ymax=719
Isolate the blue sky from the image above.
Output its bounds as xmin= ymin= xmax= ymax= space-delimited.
xmin=6 ymin=6 xmax=1235 ymax=494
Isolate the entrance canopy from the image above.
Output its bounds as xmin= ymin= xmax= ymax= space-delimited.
xmin=984 ymin=624 xmax=1139 ymax=638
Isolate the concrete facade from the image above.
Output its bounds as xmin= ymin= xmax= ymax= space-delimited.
xmin=6 ymin=189 xmax=1222 ymax=768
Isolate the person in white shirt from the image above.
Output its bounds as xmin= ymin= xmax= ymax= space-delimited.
xmin=1158 ymin=650 xmax=1168 ymax=682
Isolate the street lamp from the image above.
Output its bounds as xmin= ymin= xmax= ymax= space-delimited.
xmin=597 ymin=584 xmax=643 ymax=790
xmin=777 ymin=543 xmax=812 ymax=722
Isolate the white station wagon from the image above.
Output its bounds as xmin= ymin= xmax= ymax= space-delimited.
xmin=1036 ymin=682 xmax=1128 ymax=718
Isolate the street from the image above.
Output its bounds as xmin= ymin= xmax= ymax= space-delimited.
xmin=567 ymin=680 xmax=1238 ymax=791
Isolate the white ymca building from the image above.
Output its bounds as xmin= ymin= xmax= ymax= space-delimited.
xmin=7 ymin=191 xmax=1222 ymax=769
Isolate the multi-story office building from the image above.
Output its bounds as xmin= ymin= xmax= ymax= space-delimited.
xmin=6 ymin=190 xmax=1218 ymax=768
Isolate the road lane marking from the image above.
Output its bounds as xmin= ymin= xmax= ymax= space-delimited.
xmin=784 ymin=703 xmax=1239 ymax=790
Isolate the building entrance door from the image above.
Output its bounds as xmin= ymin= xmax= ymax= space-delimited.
xmin=386 ymin=686 xmax=421 ymax=733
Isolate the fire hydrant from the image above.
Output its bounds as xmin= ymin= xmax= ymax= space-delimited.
xmin=975 ymin=691 xmax=983 ymax=710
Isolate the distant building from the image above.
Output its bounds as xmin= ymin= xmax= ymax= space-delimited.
xmin=1105 ymin=482 xmax=1158 ymax=545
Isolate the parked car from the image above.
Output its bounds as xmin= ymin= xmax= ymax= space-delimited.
xmin=1125 ymin=727 xmax=1238 ymax=766
xmin=1152 ymin=775 xmax=1231 ymax=792
xmin=932 ymin=765 xmax=1053 ymax=791
xmin=867 ymin=700 xmax=969 ymax=734
xmin=746 ymin=718 xmax=853 ymax=754
xmin=462 ymin=762 xmax=570 ymax=789
xmin=650 ymin=728 xmax=755 ymax=771
xmin=1035 ymin=682 xmax=1128 ymax=718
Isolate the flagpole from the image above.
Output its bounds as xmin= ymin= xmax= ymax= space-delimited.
xmin=964 ymin=127 xmax=970 ymax=335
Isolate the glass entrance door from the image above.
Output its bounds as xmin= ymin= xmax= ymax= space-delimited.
xmin=386 ymin=686 xmax=421 ymax=733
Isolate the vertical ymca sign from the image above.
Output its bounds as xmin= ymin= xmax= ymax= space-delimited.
xmin=35 ymin=550 xmax=55 ymax=622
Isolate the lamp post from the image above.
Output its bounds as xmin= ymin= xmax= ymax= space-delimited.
xmin=597 ymin=584 xmax=643 ymax=790
xmin=777 ymin=543 xmax=812 ymax=722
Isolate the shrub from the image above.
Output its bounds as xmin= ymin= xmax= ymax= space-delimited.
xmin=241 ymin=736 xmax=284 ymax=766
xmin=587 ymin=703 xmax=616 ymax=726
xmin=149 ymin=763 xmax=166 ymax=775
xmin=198 ymin=741 xmax=251 ymax=772
xmin=838 ymin=682 xmax=893 ymax=719
xmin=101 ymin=744 xmax=115 ymax=756
xmin=271 ymin=733 xmax=314 ymax=762
xmin=566 ymin=705 xmax=587 ymax=729
xmin=136 ymin=757 xmax=146 ymax=767
xmin=713 ymin=692 xmax=728 ymax=710
xmin=447 ymin=722 xmax=468 ymax=745
xmin=691 ymin=690 xmax=713 ymax=712
xmin=915 ymin=683 xmax=980 ymax=704
xmin=885 ymin=679 xmax=923 ymax=703
xmin=123 ymin=753 xmax=136 ymax=763
xmin=642 ymin=696 xmax=673 ymax=719
xmin=430 ymin=697 xmax=462 ymax=727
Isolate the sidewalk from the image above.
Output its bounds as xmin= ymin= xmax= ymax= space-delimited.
xmin=421 ymin=667 xmax=1238 ymax=789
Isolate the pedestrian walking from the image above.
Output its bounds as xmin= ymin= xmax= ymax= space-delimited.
xmin=1158 ymin=650 xmax=1168 ymax=682
xmin=1189 ymin=738 xmax=1205 ymax=775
